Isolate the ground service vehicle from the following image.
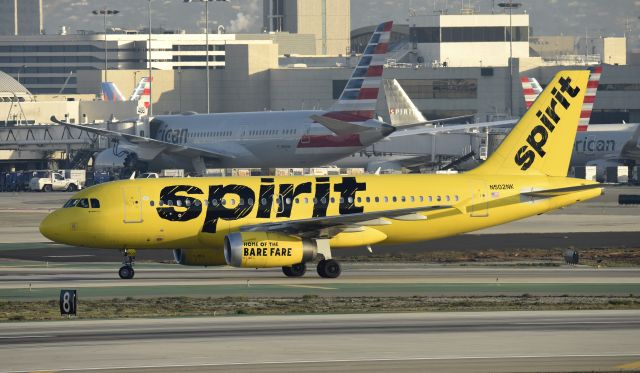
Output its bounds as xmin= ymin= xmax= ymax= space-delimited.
xmin=40 ymin=71 xmax=602 ymax=280
xmin=30 ymin=171 xmax=82 ymax=192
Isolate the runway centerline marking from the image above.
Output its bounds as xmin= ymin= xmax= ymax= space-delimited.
xmin=281 ymin=284 xmax=337 ymax=290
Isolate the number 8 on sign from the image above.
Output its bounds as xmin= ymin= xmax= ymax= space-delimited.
xmin=59 ymin=290 xmax=77 ymax=316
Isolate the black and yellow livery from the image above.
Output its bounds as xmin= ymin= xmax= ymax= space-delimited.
xmin=40 ymin=71 xmax=602 ymax=279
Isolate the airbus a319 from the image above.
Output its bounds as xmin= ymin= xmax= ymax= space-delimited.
xmin=40 ymin=70 xmax=602 ymax=279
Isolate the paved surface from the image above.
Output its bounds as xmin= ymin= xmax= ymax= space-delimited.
xmin=1 ymin=265 xmax=639 ymax=299
xmin=0 ymin=310 xmax=639 ymax=372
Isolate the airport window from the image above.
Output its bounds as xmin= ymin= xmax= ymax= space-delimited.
xmin=410 ymin=27 xmax=440 ymax=43
xmin=332 ymin=80 xmax=349 ymax=99
xmin=397 ymin=79 xmax=477 ymax=99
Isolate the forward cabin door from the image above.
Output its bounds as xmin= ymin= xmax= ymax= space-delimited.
xmin=469 ymin=181 xmax=489 ymax=217
xmin=122 ymin=186 xmax=143 ymax=223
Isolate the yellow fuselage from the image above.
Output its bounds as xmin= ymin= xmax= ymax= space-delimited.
xmin=40 ymin=173 xmax=602 ymax=265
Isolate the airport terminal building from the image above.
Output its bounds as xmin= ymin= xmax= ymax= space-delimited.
xmin=0 ymin=0 xmax=639 ymax=171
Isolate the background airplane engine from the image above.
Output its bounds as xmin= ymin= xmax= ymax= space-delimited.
xmin=173 ymin=249 xmax=226 ymax=266
xmin=224 ymin=232 xmax=316 ymax=268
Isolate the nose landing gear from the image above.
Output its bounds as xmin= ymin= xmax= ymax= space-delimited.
xmin=119 ymin=249 xmax=136 ymax=279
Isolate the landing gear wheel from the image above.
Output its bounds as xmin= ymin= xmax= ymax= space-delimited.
xmin=282 ymin=262 xmax=307 ymax=277
xmin=118 ymin=266 xmax=135 ymax=279
xmin=317 ymin=259 xmax=341 ymax=278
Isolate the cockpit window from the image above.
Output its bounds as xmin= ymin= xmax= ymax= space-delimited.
xmin=90 ymin=198 xmax=100 ymax=209
xmin=63 ymin=199 xmax=78 ymax=208
xmin=63 ymin=198 xmax=90 ymax=208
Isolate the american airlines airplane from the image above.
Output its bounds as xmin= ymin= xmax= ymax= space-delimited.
xmin=101 ymin=77 xmax=152 ymax=116
xmin=54 ymin=22 xmax=401 ymax=174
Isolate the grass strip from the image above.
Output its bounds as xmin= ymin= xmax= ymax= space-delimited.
xmin=2 ymin=294 xmax=639 ymax=322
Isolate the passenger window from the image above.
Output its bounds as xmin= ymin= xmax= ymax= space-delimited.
xmin=330 ymin=197 xmax=335 ymax=203
xmin=392 ymin=196 xmax=397 ymax=203
xmin=410 ymin=196 xmax=415 ymax=202
xmin=347 ymin=197 xmax=353 ymax=204
xmin=419 ymin=196 xmax=424 ymax=202
xmin=261 ymin=198 xmax=267 ymax=205
xmin=304 ymin=198 xmax=309 ymax=204
xmin=374 ymin=196 xmax=379 ymax=203
xmin=286 ymin=198 xmax=292 ymax=205
xmin=230 ymin=199 xmax=236 ymax=206
xmin=176 ymin=200 xmax=183 ymax=207
xmin=212 ymin=199 xmax=219 ymax=207
xmin=428 ymin=196 xmax=433 ymax=202
xmin=401 ymin=196 xmax=406 ymax=202
xmin=239 ymin=198 xmax=245 ymax=206
xmin=437 ymin=196 xmax=442 ymax=202
xmin=295 ymin=198 xmax=300 ymax=204
xmin=159 ymin=200 xmax=165 ymax=207
xmin=320 ymin=197 xmax=326 ymax=204
xmin=446 ymin=195 xmax=450 ymax=202
xmin=149 ymin=201 xmax=155 ymax=207
xmin=366 ymin=197 xmax=370 ymax=203
xmin=384 ymin=196 xmax=388 ymax=203
xmin=90 ymin=198 xmax=100 ymax=208
xmin=248 ymin=198 xmax=254 ymax=206
xmin=185 ymin=199 xmax=191 ymax=207
xmin=455 ymin=195 xmax=459 ymax=201
xmin=340 ymin=197 xmax=345 ymax=204
xmin=313 ymin=198 xmax=318 ymax=205
xmin=357 ymin=197 xmax=362 ymax=203
xmin=168 ymin=200 xmax=174 ymax=207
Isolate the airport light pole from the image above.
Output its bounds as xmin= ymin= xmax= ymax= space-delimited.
xmin=498 ymin=1 xmax=521 ymax=117
xmin=91 ymin=8 xmax=119 ymax=83
xmin=148 ymin=0 xmax=153 ymax=116
xmin=184 ymin=0 xmax=229 ymax=114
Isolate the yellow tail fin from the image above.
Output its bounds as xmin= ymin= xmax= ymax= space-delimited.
xmin=470 ymin=70 xmax=589 ymax=176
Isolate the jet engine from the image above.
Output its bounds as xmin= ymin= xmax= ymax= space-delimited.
xmin=173 ymin=248 xmax=226 ymax=266
xmin=224 ymin=232 xmax=316 ymax=268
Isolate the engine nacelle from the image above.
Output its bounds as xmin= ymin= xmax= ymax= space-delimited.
xmin=224 ymin=232 xmax=316 ymax=268
xmin=173 ymin=248 xmax=226 ymax=266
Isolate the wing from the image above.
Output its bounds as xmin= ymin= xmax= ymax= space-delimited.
xmin=241 ymin=205 xmax=454 ymax=238
xmin=521 ymin=184 xmax=602 ymax=198
xmin=51 ymin=116 xmax=235 ymax=160
xmin=389 ymin=119 xmax=517 ymax=138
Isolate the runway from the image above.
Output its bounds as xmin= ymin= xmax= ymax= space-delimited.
xmin=1 ymin=310 xmax=639 ymax=372
xmin=2 ymin=265 xmax=639 ymax=299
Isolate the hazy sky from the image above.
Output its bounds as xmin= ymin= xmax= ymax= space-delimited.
xmin=43 ymin=0 xmax=640 ymax=46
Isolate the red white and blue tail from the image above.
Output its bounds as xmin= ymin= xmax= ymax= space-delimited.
xmin=129 ymin=77 xmax=152 ymax=116
xmin=520 ymin=77 xmax=543 ymax=109
xmin=101 ymin=82 xmax=126 ymax=102
xmin=324 ymin=21 xmax=393 ymax=122
xmin=578 ymin=65 xmax=601 ymax=132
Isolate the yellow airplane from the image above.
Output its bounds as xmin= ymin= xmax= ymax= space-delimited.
xmin=40 ymin=70 xmax=602 ymax=279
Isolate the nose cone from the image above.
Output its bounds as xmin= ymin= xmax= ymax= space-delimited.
xmin=39 ymin=211 xmax=63 ymax=242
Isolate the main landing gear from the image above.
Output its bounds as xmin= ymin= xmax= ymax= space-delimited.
xmin=281 ymin=239 xmax=342 ymax=279
xmin=119 ymin=249 xmax=136 ymax=279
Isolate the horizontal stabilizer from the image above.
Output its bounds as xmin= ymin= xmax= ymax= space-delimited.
xmin=522 ymin=184 xmax=602 ymax=198
xmin=310 ymin=115 xmax=371 ymax=135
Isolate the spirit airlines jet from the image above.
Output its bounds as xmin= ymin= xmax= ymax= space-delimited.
xmin=53 ymin=23 xmax=400 ymax=173
xmin=522 ymin=67 xmax=640 ymax=172
xmin=40 ymin=70 xmax=602 ymax=280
